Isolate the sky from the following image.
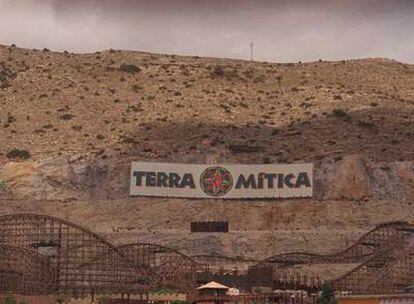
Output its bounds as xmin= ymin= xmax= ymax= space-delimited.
xmin=0 ymin=0 xmax=413 ymax=63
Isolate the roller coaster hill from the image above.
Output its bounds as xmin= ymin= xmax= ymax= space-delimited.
xmin=1 ymin=214 xmax=414 ymax=300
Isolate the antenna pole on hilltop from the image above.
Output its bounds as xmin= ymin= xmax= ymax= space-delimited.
xmin=250 ymin=42 xmax=254 ymax=61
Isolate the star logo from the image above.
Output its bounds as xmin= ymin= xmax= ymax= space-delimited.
xmin=200 ymin=166 xmax=233 ymax=197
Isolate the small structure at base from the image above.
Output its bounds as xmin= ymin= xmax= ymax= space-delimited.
xmin=189 ymin=281 xmax=230 ymax=304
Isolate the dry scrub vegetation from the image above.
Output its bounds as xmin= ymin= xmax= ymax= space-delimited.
xmin=1 ymin=44 xmax=413 ymax=164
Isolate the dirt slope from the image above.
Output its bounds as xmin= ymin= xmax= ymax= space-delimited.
xmin=1 ymin=44 xmax=413 ymax=164
xmin=1 ymin=44 xmax=414 ymax=261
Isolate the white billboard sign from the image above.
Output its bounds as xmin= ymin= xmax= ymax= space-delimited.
xmin=130 ymin=162 xmax=313 ymax=199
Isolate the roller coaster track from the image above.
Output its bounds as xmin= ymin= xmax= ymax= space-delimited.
xmin=0 ymin=214 xmax=149 ymax=295
xmin=250 ymin=222 xmax=414 ymax=294
xmin=77 ymin=242 xmax=203 ymax=292
xmin=116 ymin=243 xmax=202 ymax=292
xmin=191 ymin=254 xmax=260 ymax=265
xmin=191 ymin=254 xmax=260 ymax=273
xmin=2 ymin=213 xmax=414 ymax=296
xmin=329 ymin=223 xmax=414 ymax=294
xmin=253 ymin=221 xmax=411 ymax=268
xmin=0 ymin=245 xmax=57 ymax=294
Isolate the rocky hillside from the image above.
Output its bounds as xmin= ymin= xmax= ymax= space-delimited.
xmin=1 ymin=44 xmax=414 ymax=260
xmin=1 ymin=44 xmax=414 ymax=165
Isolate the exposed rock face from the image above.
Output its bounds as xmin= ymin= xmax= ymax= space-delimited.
xmin=0 ymin=155 xmax=414 ymax=208
xmin=0 ymin=153 xmax=413 ymax=259
xmin=2 ymin=155 xmax=413 ymax=203
xmin=314 ymin=155 xmax=414 ymax=201
xmin=317 ymin=155 xmax=373 ymax=201
xmin=360 ymin=160 xmax=414 ymax=201
xmin=0 ymin=156 xmax=111 ymax=201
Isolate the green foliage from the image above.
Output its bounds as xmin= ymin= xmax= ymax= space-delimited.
xmin=151 ymin=287 xmax=178 ymax=294
xmin=317 ymin=282 xmax=331 ymax=304
xmin=0 ymin=294 xmax=28 ymax=304
xmin=171 ymin=301 xmax=187 ymax=304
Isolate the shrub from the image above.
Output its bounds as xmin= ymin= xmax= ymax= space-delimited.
xmin=228 ymin=144 xmax=264 ymax=153
xmin=210 ymin=65 xmax=225 ymax=77
xmin=357 ymin=120 xmax=376 ymax=129
xmin=6 ymin=149 xmax=31 ymax=160
xmin=253 ymin=75 xmax=266 ymax=83
xmin=59 ymin=113 xmax=75 ymax=121
xmin=131 ymin=84 xmax=140 ymax=92
xmin=1 ymin=294 xmax=21 ymax=304
xmin=262 ymin=156 xmax=271 ymax=163
xmin=332 ymin=108 xmax=348 ymax=118
xmin=120 ymin=63 xmax=141 ymax=74
xmin=275 ymin=75 xmax=283 ymax=84
xmin=0 ymin=180 xmax=6 ymax=190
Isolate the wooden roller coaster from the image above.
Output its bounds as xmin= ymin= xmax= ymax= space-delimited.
xmin=1 ymin=214 xmax=414 ymax=297
xmin=0 ymin=214 xmax=148 ymax=296
xmin=116 ymin=243 xmax=202 ymax=291
xmin=251 ymin=221 xmax=414 ymax=294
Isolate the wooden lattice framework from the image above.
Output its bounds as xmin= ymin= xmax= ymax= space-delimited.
xmin=254 ymin=222 xmax=409 ymax=268
xmin=117 ymin=243 xmax=202 ymax=292
xmin=2 ymin=214 xmax=414 ymax=296
xmin=330 ymin=222 xmax=414 ymax=294
xmin=250 ymin=221 xmax=414 ymax=294
xmin=0 ymin=245 xmax=57 ymax=294
xmin=0 ymin=214 xmax=148 ymax=296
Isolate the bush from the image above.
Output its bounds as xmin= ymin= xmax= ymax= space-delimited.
xmin=228 ymin=144 xmax=264 ymax=154
xmin=6 ymin=149 xmax=31 ymax=160
xmin=211 ymin=65 xmax=225 ymax=77
xmin=262 ymin=156 xmax=271 ymax=164
xmin=131 ymin=84 xmax=140 ymax=92
xmin=275 ymin=75 xmax=283 ymax=84
xmin=120 ymin=63 xmax=141 ymax=74
xmin=332 ymin=108 xmax=349 ymax=118
xmin=0 ymin=180 xmax=6 ymax=190
xmin=59 ymin=113 xmax=75 ymax=121
xmin=1 ymin=294 xmax=19 ymax=304
xmin=357 ymin=120 xmax=376 ymax=129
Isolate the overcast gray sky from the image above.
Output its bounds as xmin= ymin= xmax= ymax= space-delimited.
xmin=0 ymin=0 xmax=413 ymax=63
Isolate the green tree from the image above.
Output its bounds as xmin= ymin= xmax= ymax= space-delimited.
xmin=317 ymin=282 xmax=331 ymax=304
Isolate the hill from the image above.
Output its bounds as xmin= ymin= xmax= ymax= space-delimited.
xmin=1 ymin=44 xmax=413 ymax=164
xmin=1 ymin=44 xmax=414 ymax=261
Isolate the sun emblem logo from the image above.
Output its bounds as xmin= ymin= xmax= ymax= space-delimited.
xmin=200 ymin=166 xmax=233 ymax=197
